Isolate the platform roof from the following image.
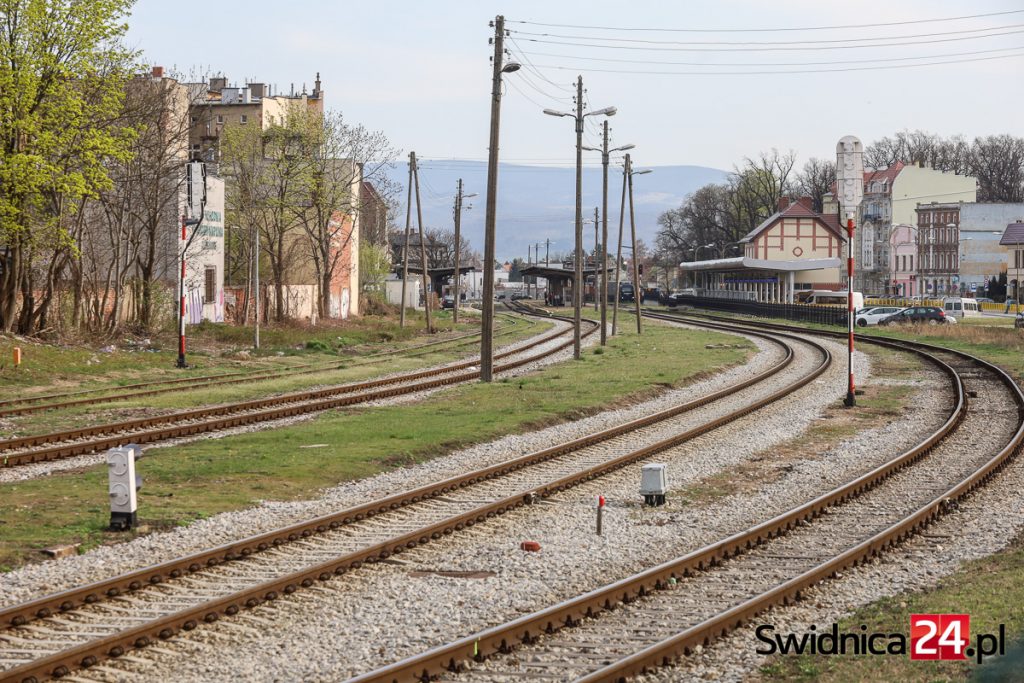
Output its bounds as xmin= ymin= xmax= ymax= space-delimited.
xmin=677 ymin=256 xmax=841 ymax=272
xmin=519 ymin=264 xmax=615 ymax=280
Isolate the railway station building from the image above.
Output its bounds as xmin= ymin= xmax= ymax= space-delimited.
xmin=678 ymin=197 xmax=845 ymax=303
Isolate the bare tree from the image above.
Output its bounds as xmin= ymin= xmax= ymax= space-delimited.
xmin=795 ymin=157 xmax=837 ymax=212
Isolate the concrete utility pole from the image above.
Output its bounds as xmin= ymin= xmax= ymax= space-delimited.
xmin=583 ymin=121 xmax=633 ymax=344
xmin=627 ymin=159 xmax=643 ymax=334
xmin=400 ymin=153 xmax=414 ymax=328
xmin=453 ymin=179 xmax=463 ymax=324
xmin=544 ymin=76 xmax=616 ymax=358
xmin=535 ymin=242 xmax=543 ymax=298
xmin=612 ymin=155 xmax=628 ymax=336
xmin=836 ymin=135 xmax=864 ymax=409
xmin=451 ymin=178 xmax=476 ymax=325
xmin=481 ymin=15 xmax=519 ymax=381
xmin=545 ymin=239 xmax=550 ymax=265
xmin=411 ymin=152 xmax=432 ymax=333
xmin=593 ymin=206 xmax=599 ymax=311
xmin=252 ymin=221 xmax=260 ymax=350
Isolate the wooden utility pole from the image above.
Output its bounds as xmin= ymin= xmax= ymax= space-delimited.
xmin=453 ymin=178 xmax=463 ymax=324
xmin=481 ymin=14 xmax=510 ymax=382
xmin=400 ymin=153 xmax=414 ymax=328
xmin=612 ymin=155 xmax=628 ymax=335
xmin=599 ymin=121 xmax=610 ymax=345
xmin=628 ymin=156 xmax=642 ymax=335
xmin=411 ymin=152 xmax=432 ymax=333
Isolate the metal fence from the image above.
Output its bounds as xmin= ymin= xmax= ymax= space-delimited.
xmin=673 ymin=296 xmax=846 ymax=326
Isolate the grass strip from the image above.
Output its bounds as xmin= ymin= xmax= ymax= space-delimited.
xmin=0 ymin=316 xmax=750 ymax=571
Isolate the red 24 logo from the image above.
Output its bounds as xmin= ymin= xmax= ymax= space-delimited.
xmin=910 ymin=614 xmax=969 ymax=660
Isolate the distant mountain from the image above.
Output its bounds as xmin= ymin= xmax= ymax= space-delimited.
xmin=383 ymin=160 xmax=727 ymax=261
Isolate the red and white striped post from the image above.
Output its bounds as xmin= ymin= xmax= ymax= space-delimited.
xmin=844 ymin=216 xmax=856 ymax=407
xmin=176 ymin=214 xmax=187 ymax=369
xmin=836 ymin=135 xmax=863 ymax=409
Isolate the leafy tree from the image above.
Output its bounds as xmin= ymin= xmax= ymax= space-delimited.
xmin=0 ymin=0 xmax=136 ymax=333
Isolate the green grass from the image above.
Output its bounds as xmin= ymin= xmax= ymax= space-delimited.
xmin=0 ymin=316 xmax=751 ymax=569
xmin=0 ymin=316 xmax=548 ymax=438
xmin=762 ymin=531 xmax=1024 ymax=682
xmin=0 ymin=309 xmax=483 ymax=396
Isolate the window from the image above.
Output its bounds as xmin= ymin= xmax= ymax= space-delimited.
xmin=190 ymin=116 xmax=197 ymax=123
xmin=216 ymin=115 xmax=224 ymax=124
xmin=240 ymin=115 xmax=248 ymax=124
xmin=204 ymin=266 xmax=216 ymax=304
xmin=910 ymin=255 xmax=914 ymax=271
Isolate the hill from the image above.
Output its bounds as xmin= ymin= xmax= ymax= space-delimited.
xmin=383 ymin=160 xmax=727 ymax=261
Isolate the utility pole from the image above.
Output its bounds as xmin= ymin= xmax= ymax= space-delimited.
xmin=399 ymin=153 xmax=414 ymax=328
xmin=572 ymin=75 xmax=584 ymax=359
xmin=627 ymin=159 xmax=642 ymax=334
xmin=453 ymin=178 xmax=463 ymax=324
xmin=481 ymin=15 xmax=519 ymax=381
xmin=535 ymin=241 xmax=543 ymax=299
xmin=593 ymin=206 xmax=600 ymax=311
xmin=599 ymin=122 xmax=610 ymax=343
xmin=252 ymin=222 xmax=260 ymax=350
xmin=411 ymin=152 xmax=432 ymax=333
xmin=837 ymin=135 xmax=864 ymax=409
xmin=612 ymin=154 xmax=628 ymax=335
xmin=527 ymin=244 xmax=533 ymax=298
xmin=545 ymin=239 xmax=550 ymax=266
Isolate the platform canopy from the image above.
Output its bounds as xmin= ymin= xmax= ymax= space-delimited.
xmin=520 ymin=264 xmax=615 ymax=281
xmin=677 ymin=256 xmax=841 ymax=272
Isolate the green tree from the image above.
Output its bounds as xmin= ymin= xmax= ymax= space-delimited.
xmin=0 ymin=0 xmax=136 ymax=333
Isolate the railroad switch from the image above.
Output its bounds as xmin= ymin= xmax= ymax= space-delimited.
xmin=640 ymin=463 xmax=668 ymax=506
xmin=108 ymin=444 xmax=142 ymax=530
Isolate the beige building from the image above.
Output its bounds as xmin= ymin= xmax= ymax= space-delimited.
xmin=187 ymin=74 xmax=325 ymax=166
xmin=679 ymin=197 xmax=844 ymax=303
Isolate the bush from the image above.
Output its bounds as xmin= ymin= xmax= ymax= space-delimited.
xmin=304 ymin=339 xmax=332 ymax=353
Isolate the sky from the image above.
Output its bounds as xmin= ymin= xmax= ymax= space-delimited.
xmin=125 ymin=0 xmax=1024 ymax=173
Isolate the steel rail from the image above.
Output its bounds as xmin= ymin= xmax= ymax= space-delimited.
xmin=348 ymin=315 xmax=1020 ymax=683
xmin=0 ymin=319 xmax=572 ymax=468
xmin=0 ymin=316 xmax=526 ymax=418
xmin=0 ymin=316 xmax=793 ymax=633
xmin=0 ymin=318 xmax=829 ymax=682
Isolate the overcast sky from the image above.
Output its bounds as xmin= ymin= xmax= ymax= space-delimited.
xmin=126 ymin=0 xmax=1024 ymax=171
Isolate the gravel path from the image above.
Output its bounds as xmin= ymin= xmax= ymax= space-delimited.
xmin=48 ymin=324 xmax=954 ymax=683
xmin=0 ymin=318 xmax=567 ymax=484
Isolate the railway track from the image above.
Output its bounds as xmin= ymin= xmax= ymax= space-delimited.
xmin=347 ymin=314 xmax=1023 ymax=683
xmin=0 ymin=314 xmax=528 ymax=419
xmin=0 ymin=311 xmax=570 ymax=470
xmin=0 ymin=317 xmax=833 ymax=682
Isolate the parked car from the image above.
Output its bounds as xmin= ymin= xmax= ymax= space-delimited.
xmin=855 ymin=306 xmax=905 ymax=327
xmin=618 ymin=283 xmax=636 ymax=303
xmin=441 ymin=294 xmax=456 ymax=309
xmin=878 ymin=306 xmax=954 ymax=326
xmin=495 ymin=292 xmax=508 ymax=301
xmin=642 ymin=287 xmax=663 ymax=303
xmin=510 ymin=291 xmax=530 ymax=301
xmin=976 ymin=297 xmax=994 ymax=303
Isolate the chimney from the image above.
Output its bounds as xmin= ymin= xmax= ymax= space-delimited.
xmin=777 ymin=197 xmax=791 ymax=212
xmin=209 ymin=76 xmax=227 ymax=91
xmin=249 ymin=83 xmax=265 ymax=99
xmin=151 ymin=66 xmax=164 ymax=78
xmin=796 ymin=196 xmax=814 ymax=210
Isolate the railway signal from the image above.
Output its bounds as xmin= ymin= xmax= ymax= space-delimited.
xmin=836 ymin=135 xmax=864 ymax=408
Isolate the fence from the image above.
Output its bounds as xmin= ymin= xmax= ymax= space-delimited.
xmin=673 ymin=295 xmax=847 ymax=326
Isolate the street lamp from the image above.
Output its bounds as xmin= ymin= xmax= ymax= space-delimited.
xmin=584 ymin=132 xmax=633 ymax=345
xmin=544 ymin=79 xmax=616 ymax=359
xmin=480 ymin=15 xmax=520 ymax=382
xmin=452 ymin=182 xmax=477 ymax=324
xmin=720 ymin=241 xmax=743 ymax=258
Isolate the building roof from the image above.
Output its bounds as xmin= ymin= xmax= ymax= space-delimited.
xmin=863 ymin=162 xmax=905 ymax=190
xmin=740 ymin=200 xmax=845 ymax=244
xmin=999 ymin=222 xmax=1024 ymax=246
xmin=678 ymin=256 xmax=841 ymax=272
xmin=520 ymin=264 xmax=614 ymax=281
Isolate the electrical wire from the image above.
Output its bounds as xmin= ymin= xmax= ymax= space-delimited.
xmin=506 ymin=9 xmax=1024 ymax=34
xmin=526 ymin=48 xmax=1024 ymax=75
xmin=508 ymin=22 xmax=1024 ymax=47
xmin=515 ymin=43 xmax=1024 ymax=68
xmin=511 ymin=27 xmax=1024 ymax=52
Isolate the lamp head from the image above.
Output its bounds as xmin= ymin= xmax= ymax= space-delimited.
xmin=502 ymin=62 xmax=521 ymax=74
xmin=633 ymin=169 xmax=653 ymax=176
xmin=587 ymin=106 xmax=617 ymax=117
xmin=543 ymin=108 xmax=571 ymax=117
xmin=614 ymin=144 xmax=636 ymax=152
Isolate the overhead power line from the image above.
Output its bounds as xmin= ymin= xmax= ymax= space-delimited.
xmin=510 ymin=26 xmax=1024 ymax=52
xmin=507 ymin=9 xmax=1024 ymax=33
xmin=516 ymin=44 xmax=1024 ymax=68
xmin=526 ymin=48 xmax=1024 ymax=75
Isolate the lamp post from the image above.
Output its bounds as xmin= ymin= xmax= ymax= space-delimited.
xmin=480 ymin=15 xmax=520 ymax=382
xmin=544 ymin=78 xmax=616 ymax=358
xmin=694 ymin=243 xmax=714 ymax=291
xmin=720 ymin=241 xmax=743 ymax=259
xmin=584 ymin=127 xmax=633 ymax=345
